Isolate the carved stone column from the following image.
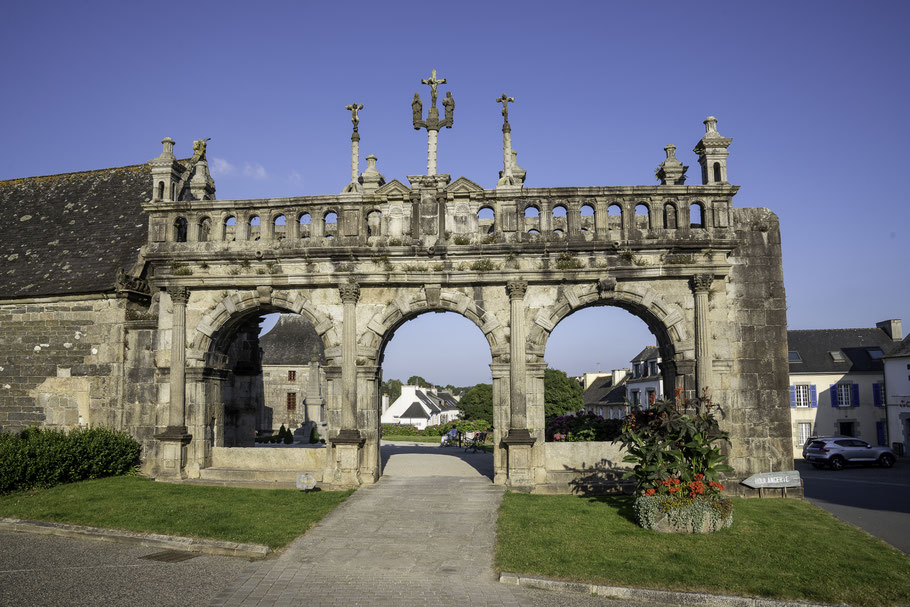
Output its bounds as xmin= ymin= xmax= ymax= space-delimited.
xmin=692 ymin=274 xmax=714 ymax=398
xmin=154 ymin=287 xmax=192 ymax=479
xmin=502 ymin=281 xmax=535 ymax=487
xmin=328 ymin=282 xmax=364 ymax=486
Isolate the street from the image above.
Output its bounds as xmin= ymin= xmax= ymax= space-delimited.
xmin=796 ymin=459 xmax=910 ymax=554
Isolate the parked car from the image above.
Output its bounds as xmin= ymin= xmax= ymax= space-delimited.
xmin=802 ymin=436 xmax=835 ymax=460
xmin=804 ymin=437 xmax=897 ymax=470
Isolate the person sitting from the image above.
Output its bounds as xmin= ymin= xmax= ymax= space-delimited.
xmin=440 ymin=425 xmax=459 ymax=447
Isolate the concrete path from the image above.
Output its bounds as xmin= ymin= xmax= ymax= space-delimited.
xmin=210 ymin=444 xmax=632 ymax=607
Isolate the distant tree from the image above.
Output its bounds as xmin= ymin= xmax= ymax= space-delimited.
xmin=544 ymin=368 xmax=584 ymax=417
xmin=459 ymin=383 xmax=493 ymax=422
xmin=444 ymin=384 xmax=456 ymax=394
xmin=381 ymin=379 xmax=402 ymax=402
xmin=407 ymin=375 xmax=430 ymax=388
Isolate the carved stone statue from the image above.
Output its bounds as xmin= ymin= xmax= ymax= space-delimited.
xmin=411 ymin=93 xmax=423 ymax=128
xmin=421 ymin=69 xmax=446 ymax=106
xmin=190 ymin=138 xmax=210 ymax=163
xmin=443 ymin=91 xmax=455 ymax=123
xmin=345 ymin=103 xmax=363 ymax=129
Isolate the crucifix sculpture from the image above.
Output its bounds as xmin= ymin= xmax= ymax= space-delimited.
xmin=412 ymin=69 xmax=454 ymax=176
xmin=342 ymin=103 xmax=364 ymax=193
xmin=496 ymin=93 xmax=518 ymax=187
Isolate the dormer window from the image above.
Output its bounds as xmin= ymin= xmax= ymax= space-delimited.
xmin=830 ymin=351 xmax=847 ymax=363
xmin=867 ymin=348 xmax=884 ymax=360
xmin=788 ymin=351 xmax=802 ymax=362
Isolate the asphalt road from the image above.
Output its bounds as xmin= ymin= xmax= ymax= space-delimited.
xmin=796 ymin=458 xmax=910 ymax=554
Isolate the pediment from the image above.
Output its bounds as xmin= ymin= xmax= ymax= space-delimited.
xmin=446 ymin=176 xmax=484 ymax=194
xmin=375 ymin=179 xmax=411 ymax=197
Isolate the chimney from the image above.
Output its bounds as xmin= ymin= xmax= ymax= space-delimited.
xmin=876 ymin=319 xmax=902 ymax=341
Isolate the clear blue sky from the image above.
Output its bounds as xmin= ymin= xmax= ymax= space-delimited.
xmin=3 ymin=1 xmax=907 ymax=386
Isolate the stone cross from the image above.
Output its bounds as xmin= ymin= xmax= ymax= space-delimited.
xmin=412 ymin=70 xmax=454 ymax=176
xmin=496 ymin=94 xmax=517 ymax=188
xmin=342 ymin=103 xmax=364 ymax=193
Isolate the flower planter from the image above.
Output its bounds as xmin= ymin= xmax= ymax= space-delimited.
xmin=633 ymin=495 xmax=733 ymax=533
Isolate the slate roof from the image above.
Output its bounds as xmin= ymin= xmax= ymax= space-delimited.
xmin=788 ymin=329 xmax=895 ymax=374
xmin=259 ymin=314 xmax=326 ymax=365
xmin=884 ymin=335 xmax=910 ymax=359
xmin=0 ymin=164 xmax=151 ymax=299
xmin=583 ymin=376 xmax=628 ymax=406
xmin=400 ymin=402 xmax=429 ymax=419
xmin=630 ymin=346 xmax=659 ymax=362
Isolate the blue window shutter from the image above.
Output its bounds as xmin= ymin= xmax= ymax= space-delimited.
xmin=830 ymin=384 xmax=838 ymax=407
xmin=876 ymin=421 xmax=886 ymax=446
xmin=810 ymin=385 xmax=818 ymax=408
xmin=873 ymin=383 xmax=882 ymax=407
xmin=851 ymin=383 xmax=860 ymax=407
xmin=789 ymin=385 xmax=797 ymax=408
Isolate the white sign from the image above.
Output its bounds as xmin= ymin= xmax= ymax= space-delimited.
xmin=741 ymin=470 xmax=801 ymax=489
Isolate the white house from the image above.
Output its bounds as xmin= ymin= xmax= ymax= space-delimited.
xmin=787 ymin=320 xmax=901 ymax=459
xmin=380 ymin=385 xmax=461 ymax=429
xmin=625 ymin=346 xmax=662 ymax=407
xmin=883 ymin=329 xmax=910 ymax=457
xmin=583 ymin=369 xmax=629 ymax=419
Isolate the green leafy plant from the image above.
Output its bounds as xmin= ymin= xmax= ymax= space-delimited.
xmin=387 ymin=238 xmax=403 ymax=246
xmin=453 ymin=235 xmax=471 ymax=245
xmin=470 ymin=259 xmax=497 ymax=272
xmin=546 ymin=412 xmax=622 ymax=442
xmin=617 ymin=391 xmax=733 ymax=496
xmin=554 ymin=252 xmax=584 ymax=270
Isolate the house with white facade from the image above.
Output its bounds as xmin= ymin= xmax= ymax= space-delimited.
xmin=883 ymin=329 xmax=910 ymax=457
xmin=787 ymin=320 xmax=901 ymax=459
xmin=380 ymin=384 xmax=461 ymax=429
xmin=582 ymin=369 xmax=629 ymax=419
xmin=625 ymin=346 xmax=663 ymax=407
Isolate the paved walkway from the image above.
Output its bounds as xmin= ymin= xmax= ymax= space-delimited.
xmin=209 ymin=445 xmax=630 ymax=607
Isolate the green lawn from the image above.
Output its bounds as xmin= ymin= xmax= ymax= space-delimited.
xmin=497 ymin=494 xmax=910 ymax=607
xmin=0 ymin=476 xmax=352 ymax=549
xmin=382 ymin=435 xmax=444 ymax=443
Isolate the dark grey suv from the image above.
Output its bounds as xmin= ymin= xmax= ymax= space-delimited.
xmin=804 ymin=437 xmax=897 ymax=470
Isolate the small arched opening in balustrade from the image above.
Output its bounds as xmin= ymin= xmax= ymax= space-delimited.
xmin=478 ymin=206 xmax=495 ymax=234
xmin=634 ymin=204 xmax=650 ymax=230
xmin=551 ymin=204 xmax=567 ymax=234
xmin=273 ymin=215 xmax=287 ymax=240
xmin=298 ymin=213 xmax=311 ymax=238
xmin=690 ymin=202 xmax=705 ymax=229
xmin=224 ymin=216 xmax=237 ymax=241
xmin=663 ymin=203 xmax=678 ymax=230
xmin=366 ymin=210 xmax=382 ymax=237
xmin=324 ymin=211 xmax=338 ymax=238
xmin=174 ymin=217 xmax=188 ymax=243
xmin=580 ymin=203 xmax=595 ymax=233
xmin=198 ymin=217 xmax=212 ymax=242
xmin=249 ymin=216 xmax=261 ymax=241
xmin=522 ymin=204 xmax=540 ymax=233
xmin=607 ymin=203 xmax=623 ymax=230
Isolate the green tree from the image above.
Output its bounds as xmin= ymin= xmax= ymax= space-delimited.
xmin=407 ymin=375 xmax=430 ymax=388
xmin=459 ymin=383 xmax=493 ymax=422
xmin=544 ymin=368 xmax=583 ymax=417
xmin=381 ymin=379 xmax=402 ymax=402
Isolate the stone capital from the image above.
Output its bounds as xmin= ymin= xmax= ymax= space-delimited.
xmin=506 ymin=280 xmax=528 ymax=300
xmin=339 ymin=282 xmax=361 ymax=303
xmin=691 ymin=274 xmax=713 ymax=293
xmin=167 ymin=286 xmax=190 ymax=305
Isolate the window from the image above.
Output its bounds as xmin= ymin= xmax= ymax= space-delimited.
xmin=867 ymin=348 xmax=884 ymax=360
xmin=798 ymin=422 xmax=812 ymax=446
xmin=631 ymin=390 xmax=640 ymax=406
xmin=286 ymin=392 xmax=297 ymax=411
xmin=794 ymin=385 xmax=810 ymax=408
xmin=837 ymin=383 xmax=853 ymax=406
xmin=288 ymin=370 xmax=296 ymax=381
xmin=838 ymin=421 xmax=855 ymax=437
xmin=647 ymin=389 xmax=656 ymax=404
xmin=830 ymin=350 xmax=847 ymax=363
xmin=649 ymin=361 xmax=658 ymax=376
xmin=788 ymin=351 xmax=802 ymax=362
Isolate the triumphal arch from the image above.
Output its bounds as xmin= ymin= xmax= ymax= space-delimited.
xmin=0 ymin=73 xmax=792 ymax=492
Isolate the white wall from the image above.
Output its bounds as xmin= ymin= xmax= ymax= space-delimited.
xmin=884 ymin=356 xmax=910 ymax=456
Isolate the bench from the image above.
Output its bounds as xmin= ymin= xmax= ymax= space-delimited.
xmin=464 ymin=431 xmax=487 ymax=453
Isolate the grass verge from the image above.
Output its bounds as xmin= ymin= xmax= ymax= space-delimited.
xmin=382 ymin=435 xmax=444 ymax=443
xmin=0 ymin=476 xmax=352 ymax=549
xmin=496 ymin=493 xmax=910 ymax=607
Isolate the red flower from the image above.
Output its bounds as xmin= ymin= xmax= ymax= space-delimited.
xmin=644 ymin=488 xmax=655 ymax=496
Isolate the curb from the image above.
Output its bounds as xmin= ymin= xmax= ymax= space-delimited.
xmin=499 ymin=573 xmax=843 ymax=607
xmin=0 ymin=517 xmax=271 ymax=559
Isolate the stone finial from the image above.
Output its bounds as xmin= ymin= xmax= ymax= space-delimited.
xmin=656 ymin=144 xmax=688 ymax=185
xmin=360 ymin=154 xmax=385 ymax=194
xmin=694 ymin=116 xmax=732 ymax=185
xmin=345 ymin=103 xmax=363 ymax=132
xmin=157 ymin=137 xmax=176 ymax=161
xmin=704 ymin=116 xmax=718 ymax=134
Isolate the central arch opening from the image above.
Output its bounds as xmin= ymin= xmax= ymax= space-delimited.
xmin=377 ymin=310 xmax=494 ymax=480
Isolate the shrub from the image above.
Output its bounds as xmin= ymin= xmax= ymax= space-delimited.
xmin=545 ymin=412 xmax=622 ymax=442
xmin=0 ymin=426 xmax=140 ymax=495
xmin=309 ymin=426 xmax=320 ymax=444
xmin=381 ymin=424 xmax=421 ymax=437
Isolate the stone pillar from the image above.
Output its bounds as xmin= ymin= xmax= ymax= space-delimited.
xmin=427 ymin=129 xmax=438 ymax=176
xmin=692 ymin=274 xmax=714 ymax=399
xmin=502 ymin=281 xmax=536 ymax=487
xmin=154 ymin=287 xmax=192 ymax=479
xmin=328 ymin=282 xmax=364 ymax=486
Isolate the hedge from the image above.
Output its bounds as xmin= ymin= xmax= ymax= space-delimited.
xmin=0 ymin=426 xmax=141 ymax=494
